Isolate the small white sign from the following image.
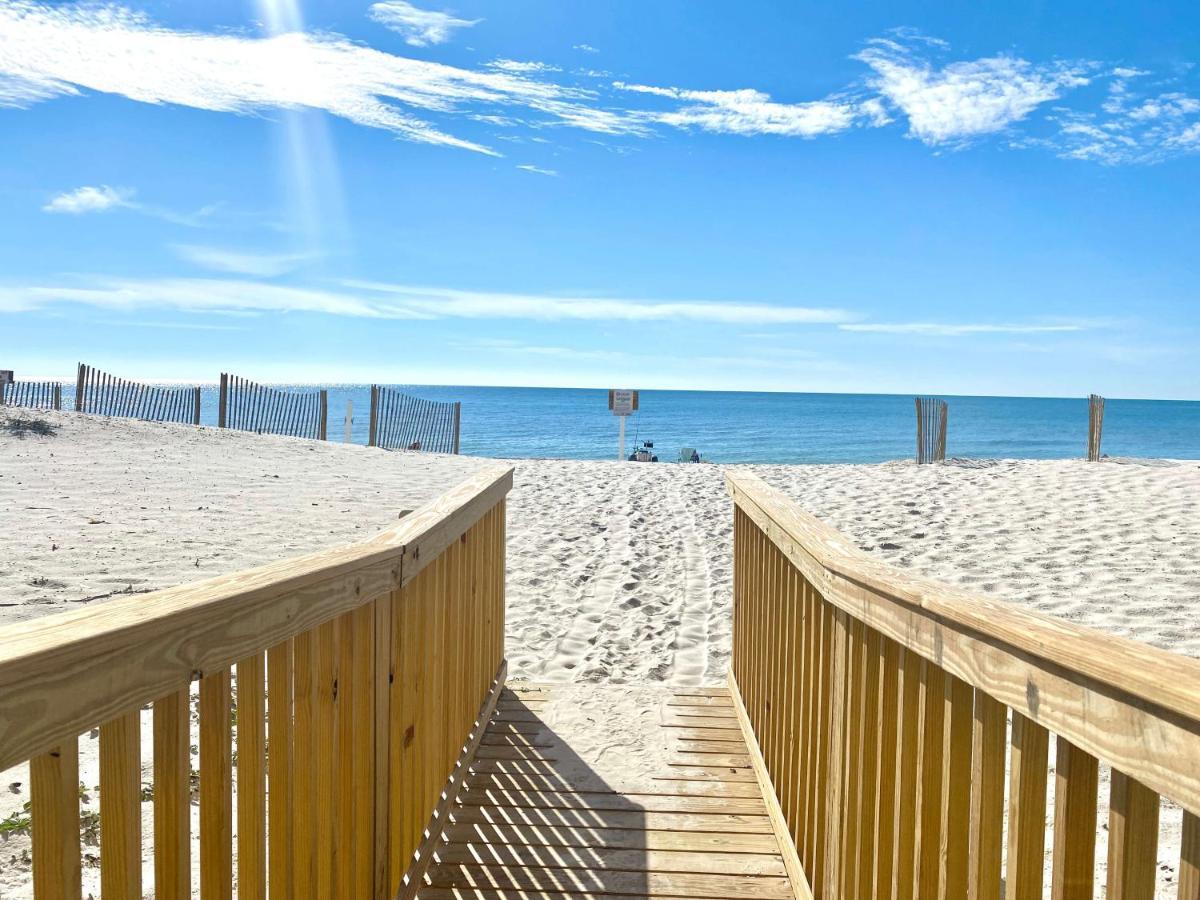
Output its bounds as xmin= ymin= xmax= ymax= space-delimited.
xmin=608 ymin=389 xmax=638 ymax=417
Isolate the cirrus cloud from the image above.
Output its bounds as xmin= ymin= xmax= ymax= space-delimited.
xmin=367 ymin=1 xmax=479 ymax=47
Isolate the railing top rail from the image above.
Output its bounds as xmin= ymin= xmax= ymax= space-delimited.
xmin=0 ymin=464 xmax=513 ymax=770
xmin=726 ymin=469 xmax=1200 ymax=732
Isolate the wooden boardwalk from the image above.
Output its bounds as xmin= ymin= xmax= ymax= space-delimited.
xmin=417 ymin=684 xmax=795 ymax=898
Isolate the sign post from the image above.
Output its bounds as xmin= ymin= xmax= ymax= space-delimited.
xmin=608 ymin=389 xmax=639 ymax=460
xmin=343 ymin=400 xmax=354 ymax=443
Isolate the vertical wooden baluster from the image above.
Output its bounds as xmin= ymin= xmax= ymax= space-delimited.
xmin=420 ymin=564 xmax=436 ymax=845
xmin=398 ymin=576 xmax=422 ymax=874
xmin=268 ymin=639 xmax=294 ymax=900
xmin=856 ymin=629 xmax=882 ymax=899
xmin=155 ymin=689 xmax=191 ymax=899
xmin=292 ymin=630 xmax=316 ymax=895
xmin=803 ymin=588 xmax=824 ymax=884
xmin=1006 ymin=711 xmax=1049 ymax=900
xmin=822 ymin=608 xmax=850 ymax=896
xmin=1180 ymin=811 xmax=1200 ymax=900
xmin=441 ymin=544 xmax=456 ymax=774
xmin=335 ymin=612 xmax=356 ymax=900
xmin=839 ymin=619 xmax=864 ymax=899
xmin=238 ymin=653 xmax=267 ymax=900
xmin=916 ymin=662 xmax=946 ymax=899
xmin=810 ymin=598 xmax=831 ymax=895
xmin=392 ymin=581 xmax=414 ymax=879
xmin=939 ymin=673 xmax=973 ymax=899
xmin=732 ymin=510 xmax=742 ymax=688
xmin=892 ymin=648 xmax=921 ymax=900
xmin=351 ymin=602 xmax=376 ymax=898
xmin=315 ymin=619 xmax=337 ymax=896
xmin=762 ymin=539 xmax=777 ymax=782
xmin=968 ymin=691 xmax=1005 ymax=900
xmin=429 ymin=555 xmax=446 ymax=814
xmin=1050 ymin=737 xmax=1098 ymax=900
xmin=873 ymin=637 xmax=900 ymax=900
xmin=786 ymin=563 xmax=804 ymax=854
xmin=200 ymin=670 xmax=232 ymax=900
xmin=375 ymin=589 xmax=395 ymax=900
xmin=100 ymin=710 xmax=141 ymax=898
xmin=1107 ymin=771 xmax=1160 ymax=900
xmin=31 ymin=742 xmax=82 ymax=900
xmin=795 ymin=572 xmax=813 ymax=862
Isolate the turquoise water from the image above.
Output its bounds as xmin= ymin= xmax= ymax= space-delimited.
xmin=57 ymin=384 xmax=1193 ymax=463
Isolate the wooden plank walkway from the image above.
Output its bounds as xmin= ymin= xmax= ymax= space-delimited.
xmin=418 ymin=684 xmax=794 ymax=898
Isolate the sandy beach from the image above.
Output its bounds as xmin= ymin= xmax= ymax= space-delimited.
xmin=2 ymin=408 xmax=1198 ymax=895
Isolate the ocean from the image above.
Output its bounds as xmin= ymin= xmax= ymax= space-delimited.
xmin=57 ymin=384 xmax=1195 ymax=464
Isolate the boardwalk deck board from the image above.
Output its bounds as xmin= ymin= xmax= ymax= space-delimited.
xmin=419 ymin=683 xmax=794 ymax=899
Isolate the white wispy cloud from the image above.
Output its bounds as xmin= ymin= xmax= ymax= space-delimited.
xmin=840 ymin=322 xmax=1085 ymax=336
xmin=43 ymin=185 xmax=133 ymax=214
xmin=488 ymin=59 xmax=562 ymax=75
xmin=459 ymin=338 xmax=629 ymax=363
xmin=0 ymin=278 xmax=422 ymax=318
xmin=573 ymin=44 xmax=599 ymax=54
xmin=855 ymin=36 xmax=1093 ymax=145
xmin=1047 ymin=68 xmax=1200 ymax=164
xmin=516 ymin=164 xmax=558 ymax=176
xmin=2 ymin=6 xmax=1196 ymax=165
xmin=41 ymin=184 xmax=219 ymax=225
xmin=367 ymin=1 xmax=479 ymax=47
xmin=344 ymin=281 xmax=857 ymax=323
xmin=0 ymin=275 xmax=858 ymax=325
xmin=615 ymin=82 xmax=861 ymax=138
xmin=172 ymin=245 xmax=312 ymax=277
xmin=0 ymin=2 xmax=643 ymax=156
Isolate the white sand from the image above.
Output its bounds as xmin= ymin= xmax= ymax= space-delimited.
xmin=2 ymin=408 xmax=1198 ymax=896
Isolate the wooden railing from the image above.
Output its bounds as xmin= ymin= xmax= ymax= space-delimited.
xmin=218 ymin=373 xmax=328 ymax=440
xmin=369 ymin=385 xmax=461 ymax=455
xmin=75 ymin=363 xmax=201 ymax=425
xmin=727 ymin=470 xmax=1200 ymax=900
xmin=0 ymin=465 xmax=511 ymax=899
xmin=0 ymin=380 xmax=61 ymax=410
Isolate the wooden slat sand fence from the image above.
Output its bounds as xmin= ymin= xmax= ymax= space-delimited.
xmin=368 ymin=385 xmax=461 ymax=454
xmin=726 ymin=470 xmax=1200 ymax=900
xmin=0 ymin=380 xmax=61 ymax=410
xmin=914 ymin=396 xmax=948 ymax=464
xmin=0 ymin=465 xmax=511 ymax=899
xmin=218 ymin=373 xmax=328 ymax=440
xmin=1088 ymin=393 xmax=1106 ymax=461
xmin=74 ymin=363 xmax=201 ymax=425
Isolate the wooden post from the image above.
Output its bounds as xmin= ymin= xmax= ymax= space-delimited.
xmin=218 ymin=374 xmax=228 ymax=428
xmin=1087 ymin=395 xmax=1105 ymax=462
xmin=368 ymin=386 xmax=379 ymax=447
xmin=319 ymin=390 xmax=328 ymax=441
xmin=74 ymin=364 xmax=85 ymax=412
xmin=452 ymin=402 xmax=461 ymax=454
xmin=193 ymin=387 xmax=202 ymax=425
xmin=937 ymin=401 xmax=948 ymax=461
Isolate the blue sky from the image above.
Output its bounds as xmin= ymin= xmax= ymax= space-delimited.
xmin=1 ymin=0 xmax=1198 ymax=398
